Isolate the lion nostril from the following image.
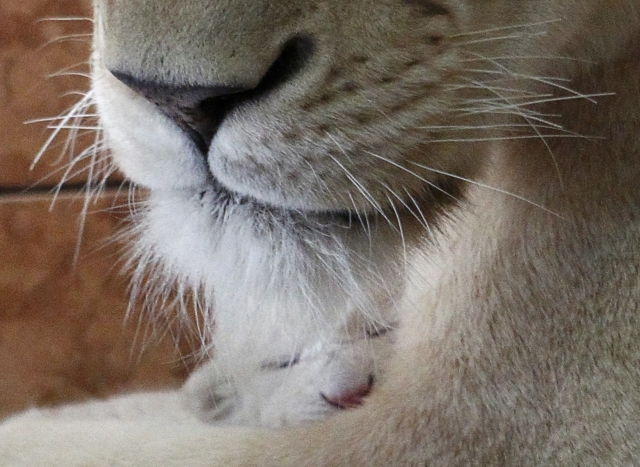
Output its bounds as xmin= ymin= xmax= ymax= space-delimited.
xmin=109 ymin=35 xmax=314 ymax=155
xmin=109 ymin=70 xmax=247 ymax=154
xmin=254 ymin=35 xmax=315 ymax=96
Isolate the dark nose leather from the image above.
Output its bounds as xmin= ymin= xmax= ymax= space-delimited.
xmin=109 ymin=36 xmax=314 ymax=155
xmin=110 ymin=71 xmax=246 ymax=154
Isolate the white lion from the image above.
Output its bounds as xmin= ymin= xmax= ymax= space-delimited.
xmin=1 ymin=0 xmax=640 ymax=465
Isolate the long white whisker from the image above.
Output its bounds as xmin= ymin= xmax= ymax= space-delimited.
xmin=383 ymin=190 xmax=407 ymax=267
xmin=446 ymin=84 xmax=544 ymax=96
xmin=36 ymin=17 xmax=94 ymax=23
xmin=449 ymin=19 xmax=562 ymax=39
xmin=403 ymin=188 xmax=434 ymax=238
xmin=46 ymin=125 xmax=102 ymax=131
xmin=348 ymin=192 xmax=373 ymax=245
xmin=324 ymin=133 xmax=397 ymax=229
xmin=381 ymin=181 xmax=431 ymax=236
xmin=408 ymin=161 xmax=562 ymax=218
xmin=462 ymin=67 xmax=563 ymax=185
xmin=24 ymin=114 xmax=99 ymax=124
xmin=463 ymin=68 xmax=573 ymax=84
xmin=45 ymin=61 xmax=90 ymax=77
xmin=364 ymin=150 xmax=459 ymax=202
xmin=456 ymin=78 xmax=574 ymax=132
xmin=46 ymin=71 xmax=92 ymax=79
xmin=468 ymin=52 xmax=606 ymax=104
xmin=420 ymin=135 xmax=595 ymax=143
xmin=456 ymin=109 xmax=567 ymax=131
xmin=37 ymin=33 xmax=93 ymax=51
xmin=457 ymin=93 xmax=555 ymax=104
xmin=454 ymin=32 xmax=547 ymax=47
xmin=31 ymin=90 xmax=95 ymax=169
xmin=461 ymin=55 xmax=593 ymax=64
xmin=26 ymin=144 xmax=106 ymax=192
xmin=418 ymin=123 xmax=559 ymax=131
xmin=465 ymin=91 xmax=614 ymax=111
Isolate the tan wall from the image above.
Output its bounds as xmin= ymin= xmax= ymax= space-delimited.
xmin=0 ymin=0 xmax=189 ymax=418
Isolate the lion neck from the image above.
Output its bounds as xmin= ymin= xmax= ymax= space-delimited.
xmin=484 ymin=36 xmax=640 ymax=221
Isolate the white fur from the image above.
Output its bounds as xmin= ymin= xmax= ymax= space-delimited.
xmin=2 ymin=0 xmax=640 ymax=465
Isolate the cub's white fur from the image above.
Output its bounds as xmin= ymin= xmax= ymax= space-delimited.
xmin=185 ymin=334 xmax=393 ymax=427
xmin=2 ymin=0 xmax=640 ymax=465
xmin=12 ymin=333 xmax=392 ymax=429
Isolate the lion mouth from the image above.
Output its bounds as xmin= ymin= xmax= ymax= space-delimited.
xmin=202 ymin=175 xmax=361 ymax=227
xmin=202 ymin=170 xmax=461 ymax=232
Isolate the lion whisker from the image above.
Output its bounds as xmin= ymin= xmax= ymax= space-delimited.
xmin=24 ymin=114 xmax=99 ymax=124
xmin=348 ymin=192 xmax=373 ymax=246
xmin=364 ymin=150 xmax=459 ymax=203
xmin=408 ymin=161 xmax=562 ymax=217
xmin=403 ymin=188 xmax=434 ymax=238
xmin=382 ymin=181 xmax=432 ymax=237
xmin=461 ymin=55 xmax=594 ymax=64
xmin=37 ymin=33 xmax=93 ymax=51
xmin=31 ymin=91 xmax=95 ymax=168
xmin=46 ymin=71 xmax=92 ymax=79
xmin=36 ymin=16 xmax=94 ymax=23
xmin=421 ymin=134 xmax=594 ymax=143
xmin=324 ymin=133 xmax=398 ymax=231
xmin=383 ymin=190 xmax=408 ymax=266
xmin=449 ymin=19 xmax=562 ymax=39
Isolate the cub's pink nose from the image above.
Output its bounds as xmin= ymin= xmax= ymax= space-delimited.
xmin=321 ymin=375 xmax=374 ymax=409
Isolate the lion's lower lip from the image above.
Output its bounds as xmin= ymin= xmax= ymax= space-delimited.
xmin=206 ymin=176 xmax=362 ymax=225
xmin=204 ymin=173 xmax=458 ymax=231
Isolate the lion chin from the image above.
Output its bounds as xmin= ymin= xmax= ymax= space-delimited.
xmin=1 ymin=1 xmax=640 ymax=466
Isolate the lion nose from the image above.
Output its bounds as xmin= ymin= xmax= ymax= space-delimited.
xmin=109 ymin=36 xmax=314 ymax=155
xmin=110 ymin=71 xmax=246 ymax=154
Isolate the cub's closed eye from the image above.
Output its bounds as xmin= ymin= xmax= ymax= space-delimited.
xmin=261 ymin=355 xmax=301 ymax=371
xmin=366 ymin=327 xmax=392 ymax=338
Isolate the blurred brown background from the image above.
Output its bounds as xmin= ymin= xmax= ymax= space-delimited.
xmin=0 ymin=0 xmax=190 ymax=418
